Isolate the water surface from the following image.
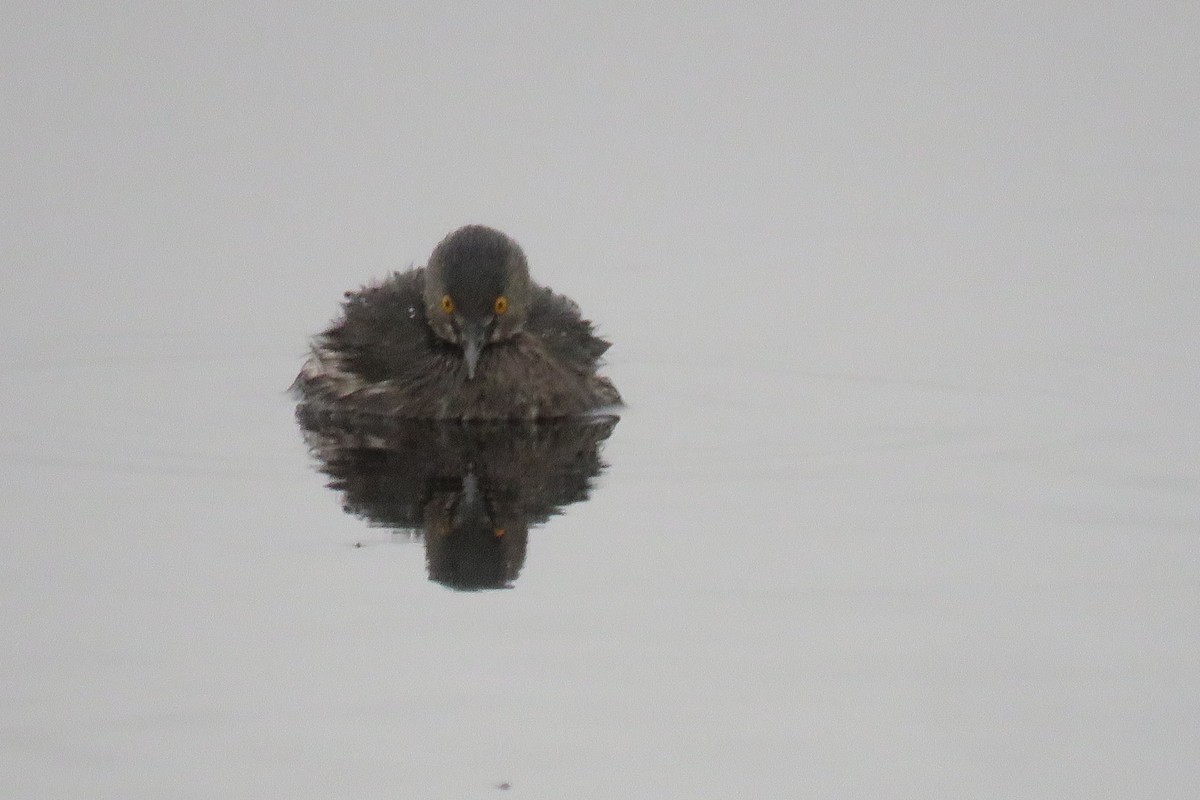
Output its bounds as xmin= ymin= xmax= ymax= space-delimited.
xmin=3 ymin=5 xmax=1197 ymax=798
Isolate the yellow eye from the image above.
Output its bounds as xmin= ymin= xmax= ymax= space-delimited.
xmin=440 ymin=294 xmax=454 ymax=314
xmin=493 ymin=295 xmax=509 ymax=315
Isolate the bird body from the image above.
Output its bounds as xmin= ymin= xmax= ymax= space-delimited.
xmin=294 ymin=227 xmax=620 ymax=420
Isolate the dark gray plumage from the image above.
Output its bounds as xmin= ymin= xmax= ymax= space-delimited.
xmin=293 ymin=225 xmax=621 ymax=420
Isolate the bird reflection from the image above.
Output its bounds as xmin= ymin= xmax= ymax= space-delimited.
xmin=297 ymin=406 xmax=618 ymax=591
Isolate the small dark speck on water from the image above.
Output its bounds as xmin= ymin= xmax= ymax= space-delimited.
xmin=496 ymin=782 xmax=511 ymax=790
xmin=354 ymin=542 xmax=363 ymax=548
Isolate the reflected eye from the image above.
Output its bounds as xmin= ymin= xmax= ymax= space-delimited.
xmin=440 ymin=294 xmax=454 ymax=314
xmin=493 ymin=295 xmax=509 ymax=315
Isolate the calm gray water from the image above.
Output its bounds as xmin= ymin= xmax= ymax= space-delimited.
xmin=3 ymin=5 xmax=1198 ymax=798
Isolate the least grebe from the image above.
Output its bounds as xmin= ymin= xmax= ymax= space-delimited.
xmin=293 ymin=225 xmax=621 ymax=419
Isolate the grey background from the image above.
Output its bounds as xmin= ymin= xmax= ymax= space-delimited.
xmin=3 ymin=4 xmax=1197 ymax=798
